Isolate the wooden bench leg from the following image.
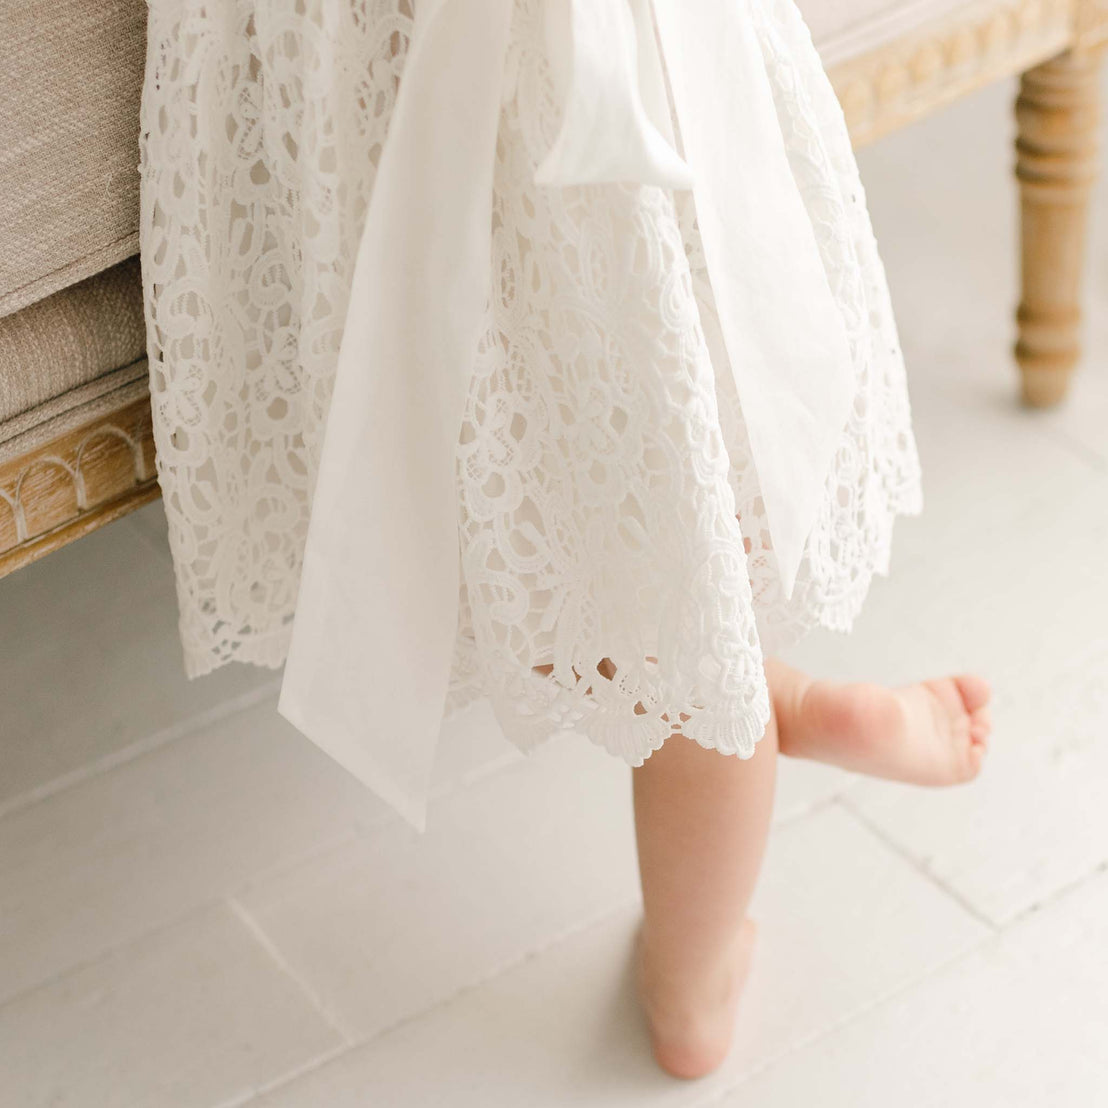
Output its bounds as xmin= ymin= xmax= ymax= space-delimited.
xmin=1015 ymin=46 xmax=1107 ymax=407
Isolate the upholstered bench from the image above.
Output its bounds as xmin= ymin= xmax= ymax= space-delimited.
xmin=1 ymin=0 xmax=1105 ymax=576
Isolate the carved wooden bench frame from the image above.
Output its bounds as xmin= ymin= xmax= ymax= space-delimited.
xmin=2 ymin=0 xmax=1105 ymax=577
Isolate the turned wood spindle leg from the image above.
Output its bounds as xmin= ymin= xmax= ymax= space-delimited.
xmin=1014 ymin=47 xmax=1107 ymax=407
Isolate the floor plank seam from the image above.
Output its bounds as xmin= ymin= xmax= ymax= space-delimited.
xmin=1001 ymin=856 xmax=1108 ymax=931
xmin=0 ymin=896 xmax=258 ymax=1013
xmin=690 ymin=930 xmax=1000 ymax=1108
xmin=230 ymin=894 xmax=645 ymax=1106
xmin=773 ymin=789 xmax=843 ymax=830
xmin=0 ymin=825 xmax=380 ymax=1013
xmin=342 ymin=893 xmax=642 ymax=1047
xmin=228 ymin=826 xmax=367 ymax=904
xmin=835 ymin=795 xmax=1001 ymax=931
xmin=228 ymin=897 xmax=355 ymax=1044
xmin=0 ymin=677 xmax=284 ymax=823
xmin=1040 ymin=426 xmax=1108 ymax=473
xmin=209 ymin=1040 xmax=353 ymax=1108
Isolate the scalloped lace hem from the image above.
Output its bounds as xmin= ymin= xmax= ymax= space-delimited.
xmin=444 ymin=672 xmax=774 ymax=770
xmin=182 ymin=626 xmax=292 ymax=681
xmin=179 ymin=464 xmax=923 ymax=779
xmin=441 ymin=473 xmax=923 ymax=769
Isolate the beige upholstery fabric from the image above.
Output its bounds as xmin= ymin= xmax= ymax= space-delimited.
xmin=0 ymin=0 xmax=147 ymax=320
xmin=799 ymin=0 xmax=967 ymax=65
xmin=0 ymin=258 xmax=146 ymax=425
xmin=0 ymin=361 xmax=149 ymax=462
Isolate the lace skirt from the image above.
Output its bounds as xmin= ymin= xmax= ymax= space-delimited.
xmin=138 ymin=0 xmax=923 ymax=774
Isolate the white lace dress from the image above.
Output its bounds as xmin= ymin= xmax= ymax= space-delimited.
xmin=138 ymin=0 xmax=922 ymax=825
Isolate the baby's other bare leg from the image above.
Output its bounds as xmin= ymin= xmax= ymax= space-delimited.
xmin=632 ymin=715 xmax=778 ymax=1079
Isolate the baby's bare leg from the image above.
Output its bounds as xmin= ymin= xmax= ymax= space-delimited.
xmin=632 ymin=713 xmax=778 ymax=1079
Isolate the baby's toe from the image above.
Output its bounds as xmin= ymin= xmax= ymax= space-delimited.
xmin=961 ymin=737 xmax=987 ymax=781
xmin=954 ymin=673 xmax=991 ymax=714
xmin=970 ymin=704 xmax=992 ymax=742
xmin=962 ymin=705 xmax=991 ymax=778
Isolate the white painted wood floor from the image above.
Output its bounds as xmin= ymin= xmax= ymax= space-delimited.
xmin=3 ymin=76 xmax=1108 ymax=1107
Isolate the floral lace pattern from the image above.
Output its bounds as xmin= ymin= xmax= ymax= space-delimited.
xmin=139 ymin=0 xmax=415 ymax=675
xmin=138 ymin=0 xmax=922 ymax=768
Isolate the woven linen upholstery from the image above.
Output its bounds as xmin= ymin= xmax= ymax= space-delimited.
xmin=0 ymin=258 xmax=146 ymax=427
xmin=0 ymin=0 xmax=147 ymax=320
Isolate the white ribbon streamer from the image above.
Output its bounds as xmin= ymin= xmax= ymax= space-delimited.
xmin=278 ymin=0 xmax=514 ymax=829
xmin=535 ymin=0 xmax=693 ymax=189
xmin=278 ymin=0 xmax=855 ymax=830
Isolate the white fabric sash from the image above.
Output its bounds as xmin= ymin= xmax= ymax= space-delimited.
xmin=278 ymin=0 xmax=854 ymax=829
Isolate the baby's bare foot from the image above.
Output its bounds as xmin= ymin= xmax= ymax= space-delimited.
xmin=636 ymin=918 xmax=757 ymax=1080
xmin=767 ymin=658 xmax=992 ymax=786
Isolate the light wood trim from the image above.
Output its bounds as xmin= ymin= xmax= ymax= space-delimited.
xmin=829 ymin=0 xmax=1075 ymax=147
xmin=1075 ymin=0 xmax=1108 ymax=48
xmin=829 ymin=0 xmax=1106 ymax=408
xmin=0 ymin=395 xmax=160 ymax=576
xmin=1014 ymin=42 xmax=1107 ymax=404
